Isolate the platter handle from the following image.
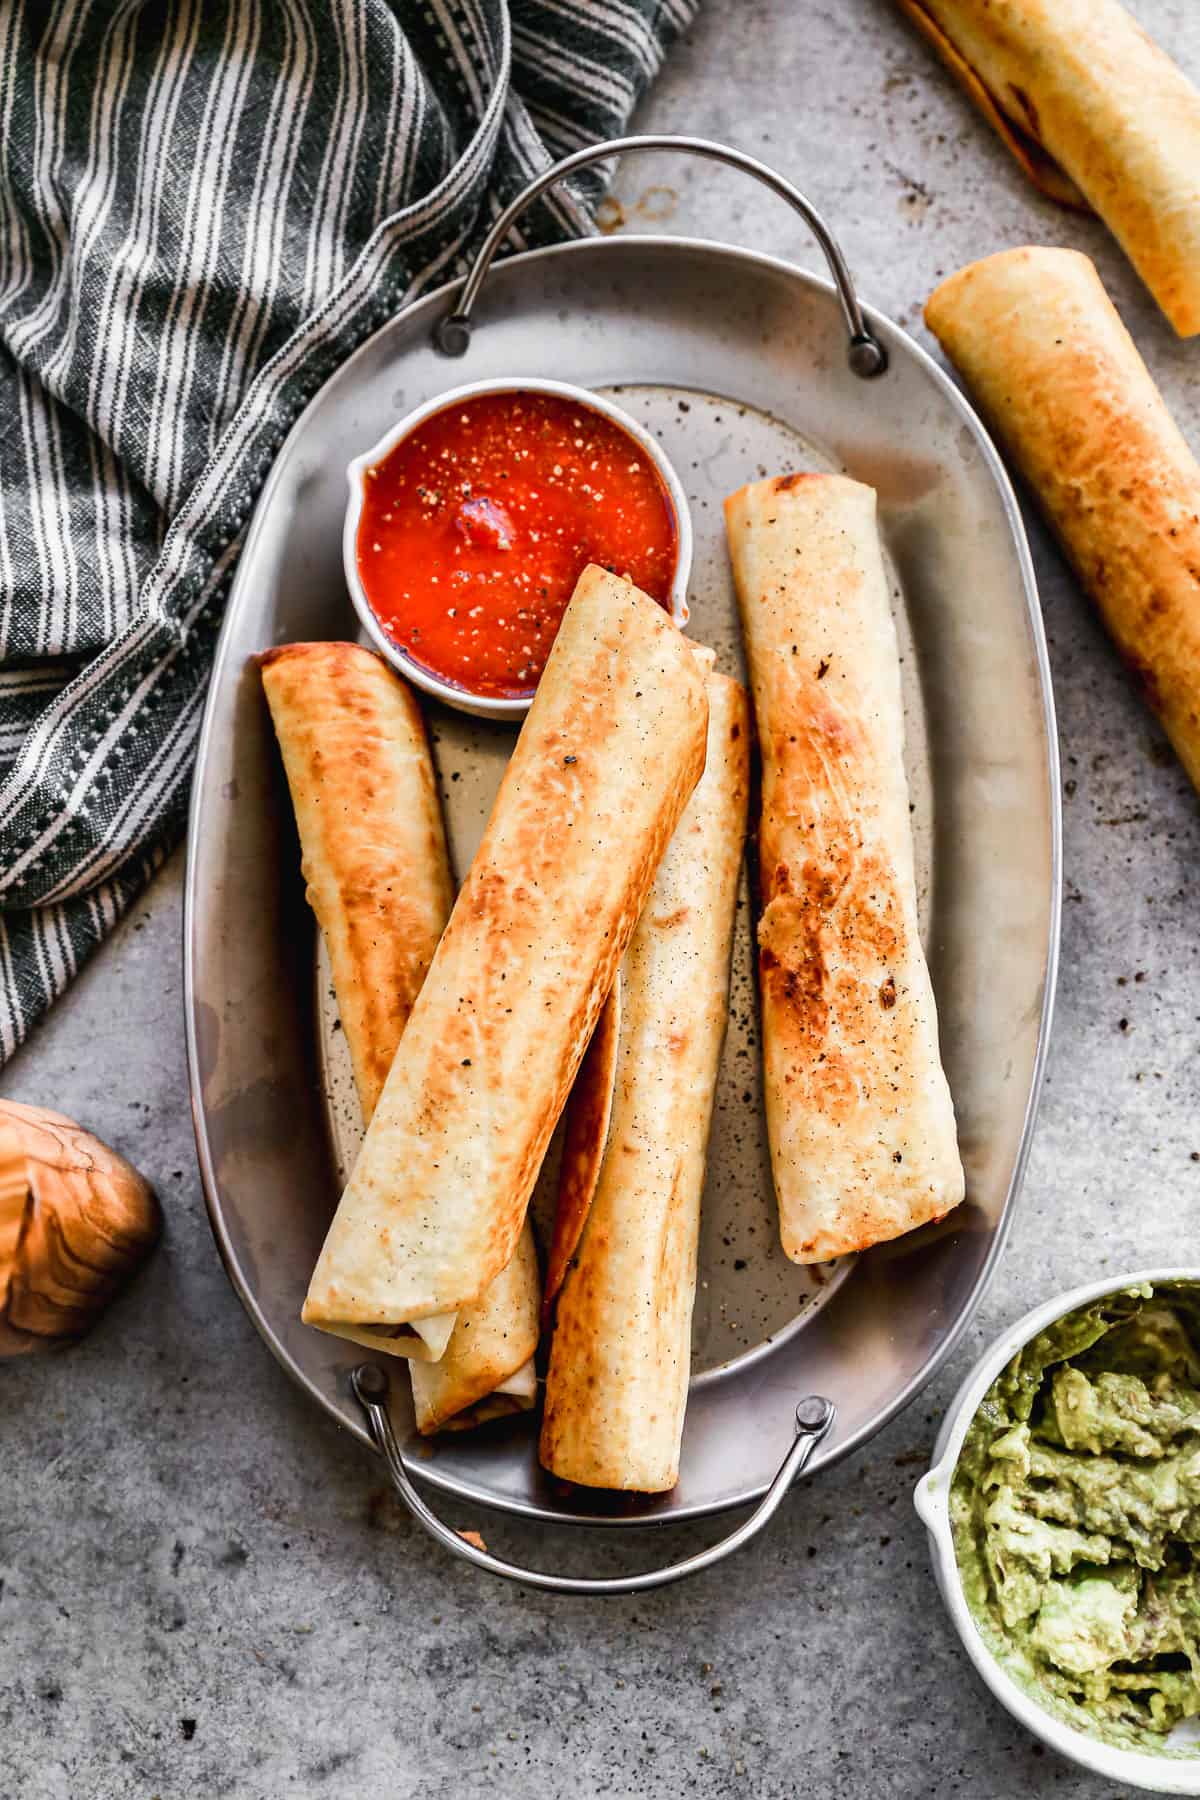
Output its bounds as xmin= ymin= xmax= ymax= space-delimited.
xmin=434 ymin=133 xmax=887 ymax=378
xmin=352 ymin=1363 xmax=835 ymax=1595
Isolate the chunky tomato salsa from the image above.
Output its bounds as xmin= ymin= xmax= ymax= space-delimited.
xmin=356 ymin=388 xmax=678 ymax=699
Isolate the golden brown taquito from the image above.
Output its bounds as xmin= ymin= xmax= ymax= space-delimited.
xmin=927 ymin=247 xmax=1200 ymax=794
xmin=263 ymin=641 xmax=454 ymax=1361
xmin=540 ymin=971 xmax=622 ymax=1326
xmin=893 ymin=0 xmax=1200 ymax=335
xmin=539 ymin=664 xmax=749 ymax=1493
xmin=892 ymin=0 xmax=1084 ymax=207
xmin=261 ymin=641 xmax=452 ymax=1123
xmin=725 ymin=473 xmax=964 ymax=1265
xmin=304 ymin=567 xmax=709 ymax=1334
xmin=263 ymin=641 xmax=538 ymax=1423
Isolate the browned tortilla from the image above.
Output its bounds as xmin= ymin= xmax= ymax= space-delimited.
xmin=303 ymin=566 xmax=709 ymax=1331
xmin=539 ymin=664 xmax=749 ymax=1493
xmin=927 ymin=247 xmax=1200 ymax=797
xmin=893 ymin=0 xmax=1200 ymax=335
xmin=891 ymin=0 xmax=1085 ymax=207
xmin=264 ymin=641 xmax=539 ymax=1420
xmin=725 ymin=473 xmax=964 ymax=1265
xmin=261 ymin=641 xmax=452 ymax=1122
xmin=409 ymin=1228 xmax=540 ymax=1434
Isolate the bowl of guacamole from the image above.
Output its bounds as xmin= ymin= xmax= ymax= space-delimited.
xmin=917 ymin=1273 xmax=1200 ymax=1794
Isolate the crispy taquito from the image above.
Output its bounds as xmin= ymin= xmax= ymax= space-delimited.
xmin=263 ymin=641 xmax=454 ymax=1361
xmin=927 ymin=247 xmax=1200 ymax=797
xmin=892 ymin=0 xmax=1200 ymax=336
xmin=262 ymin=641 xmax=452 ymax=1125
xmin=540 ymin=661 xmax=749 ymax=1492
xmin=263 ymin=641 xmax=538 ymax=1425
xmin=725 ymin=473 xmax=964 ymax=1264
xmin=303 ymin=567 xmax=709 ymax=1336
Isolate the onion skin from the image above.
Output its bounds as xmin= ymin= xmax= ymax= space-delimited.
xmin=0 ymin=1099 xmax=161 ymax=1355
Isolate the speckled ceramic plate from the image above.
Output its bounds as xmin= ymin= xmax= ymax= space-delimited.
xmin=185 ymin=230 xmax=1061 ymax=1528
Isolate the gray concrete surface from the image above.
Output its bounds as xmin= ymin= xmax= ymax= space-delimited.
xmin=3 ymin=2 xmax=1200 ymax=1795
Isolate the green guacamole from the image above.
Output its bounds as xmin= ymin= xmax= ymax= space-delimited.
xmin=951 ymin=1282 xmax=1200 ymax=1755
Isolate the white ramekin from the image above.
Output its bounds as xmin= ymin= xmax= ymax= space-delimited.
xmin=915 ymin=1267 xmax=1200 ymax=1794
xmin=343 ymin=376 xmax=693 ymax=721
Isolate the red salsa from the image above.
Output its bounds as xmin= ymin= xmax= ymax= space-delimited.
xmin=356 ymin=389 xmax=678 ymax=698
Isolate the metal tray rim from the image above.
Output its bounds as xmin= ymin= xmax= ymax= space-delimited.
xmin=184 ymin=230 xmax=1063 ymax=1527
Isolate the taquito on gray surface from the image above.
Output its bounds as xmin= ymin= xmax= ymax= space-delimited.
xmin=540 ymin=662 xmax=749 ymax=1493
xmin=725 ymin=473 xmax=964 ymax=1265
xmin=891 ymin=0 xmax=1084 ymax=208
xmin=927 ymin=247 xmax=1200 ymax=798
xmin=304 ymin=566 xmax=709 ymax=1332
xmin=894 ymin=0 xmax=1200 ymax=336
xmin=263 ymin=641 xmax=538 ymax=1422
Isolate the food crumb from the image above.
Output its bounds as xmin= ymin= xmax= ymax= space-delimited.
xmin=458 ymin=1529 xmax=487 ymax=1551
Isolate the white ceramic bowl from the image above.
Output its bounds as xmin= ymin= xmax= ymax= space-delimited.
xmin=916 ymin=1267 xmax=1200 ymax=1794
xmin=343 ymin=376 xmax=693 ymax=721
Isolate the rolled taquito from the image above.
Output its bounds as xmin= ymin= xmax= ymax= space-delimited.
xmin=927 ymin=247 xmax=1200 ymax=796
xmin=318 ymin=958 xmax=540 ymax=1426
xmin=262 ymin=640 xmax=454 ymax=1362
xmin=725 ymin=474 xmax=964 ymax=1265
xmin=303 ymin=566 xmax=709 ymax=1335
xmin=263 ymin=642 xmax=538 ymax=1423
xmin=893 ymin=0 xmax=1200 ymax=336
xmin=540 ymin=663 xmax=749 ymax=1492
xmin=261 ymin=641 xmax=453 ymax=1125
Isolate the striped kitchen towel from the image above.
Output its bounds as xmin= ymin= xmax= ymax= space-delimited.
xmin=0 ymin=0 xmax=696 ymax=1062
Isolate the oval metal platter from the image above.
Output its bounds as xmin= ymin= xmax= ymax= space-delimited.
xmin=185 ymin=233 xmax=1061 ymax=1528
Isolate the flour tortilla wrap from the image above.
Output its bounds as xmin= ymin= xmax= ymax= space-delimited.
xmin=303 ymin=566 xmax=709 ymax=1332
xmin=539 ymin=664 xmax=749 ymax=1493
xmin=893 ymin=0 xmax=1200 ymax=336
xmin=724 ymin=474 xmax=964 ymax=1264
xmin=408 ymin=1227 xmax=539 ymax=1434
xmin=314 ymin=931 xmax=540 ymax=1428
xmin=927 ymin=247 xmax=1200 ymax=797
xmin=262 ymin=641 xmax=454 ymax=1361
xmin=263 ymin=641 xmax=538 ymax=1420
xmin=891 ymin=0 xmax=1084 ymax=208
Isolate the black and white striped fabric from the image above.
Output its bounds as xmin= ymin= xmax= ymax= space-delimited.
xmin=0 ymin=0 xmax=695 ymax=1062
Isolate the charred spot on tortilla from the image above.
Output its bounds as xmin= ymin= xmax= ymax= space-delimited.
xmin=725 ymin=472 xmax=964 ymax=1264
